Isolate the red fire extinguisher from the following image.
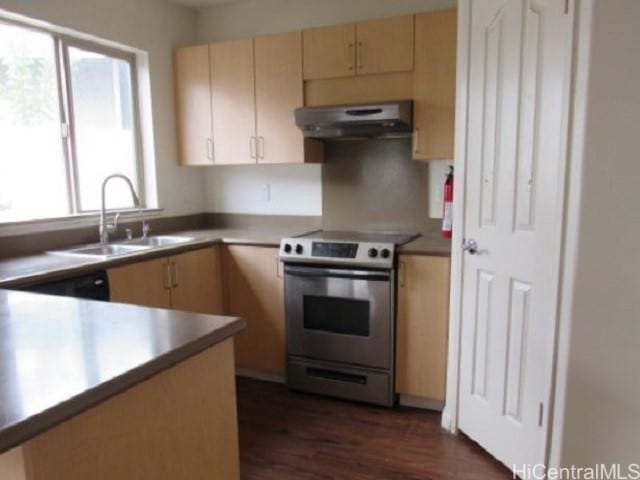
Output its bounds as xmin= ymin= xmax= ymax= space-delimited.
xmin=441 ymin=166 xmax=454 ymax=239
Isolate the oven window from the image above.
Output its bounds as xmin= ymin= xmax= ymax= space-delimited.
xmin=303 ymin=295 xmax=370 ymax=336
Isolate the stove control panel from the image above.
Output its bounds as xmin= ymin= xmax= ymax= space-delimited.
xmin=279 ymin=238 xmax=395 ymax=269
xmin=312 ymin=242 xmax=358 ymax=259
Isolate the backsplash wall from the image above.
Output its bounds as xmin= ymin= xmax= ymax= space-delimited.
xmin=322 ymin=139 xmax=431 ymax=233
xmin=203 ymin=140 xmax=451 ymax=227
xmin=204 ymin=164 xmax=322 ymax=216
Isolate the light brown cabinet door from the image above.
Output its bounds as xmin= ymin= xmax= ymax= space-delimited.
xmin=169 ymin=247 xmax=224 ymax=315
xmin=222 ymin=245 xmax=285 ymax=377
xmin=395 ymin=255 xmax=450 ymax=401
xmin=412 ymin=9 xmax=457 ymax=160
xmin=254 ymin=32 xmax=305 ymax=164
xmin=210 ymin=39 xmax=256 ymax=165
xmin=173 ymin=45 xmax=213 ymax=166
xmin=303 ymin=23 xmax=356 ymax=80
xmin=355 ymin=15 xmax=414 ymax=75
xmin=108 ymin=257 xmax=171 ymax=309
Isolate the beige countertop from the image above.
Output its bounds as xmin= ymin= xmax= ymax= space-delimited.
xmin=398 ymin=230 xmax=453 ymax=256
xmin=0 ymin=226 xmax=450 ymax=288
xmin=0 ymin=227 xmax=308 ymax=288
xmin=0 ymin=289 xmax=244 ymax=453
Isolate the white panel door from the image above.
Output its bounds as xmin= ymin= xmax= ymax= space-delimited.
xmin=458 ymin=0 xmax=573 ymax=469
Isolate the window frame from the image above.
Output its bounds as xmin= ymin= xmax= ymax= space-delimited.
xmin=0 ymin=17 xmax=146 ymax=222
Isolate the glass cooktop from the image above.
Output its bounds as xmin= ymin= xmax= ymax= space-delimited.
xmin=297 ymin=230 xmax=420 ymax=246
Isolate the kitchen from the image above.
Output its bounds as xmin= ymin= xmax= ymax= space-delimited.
xmin=0 ymin=0 xmax=638 ymax=479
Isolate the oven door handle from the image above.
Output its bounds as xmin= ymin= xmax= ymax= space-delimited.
xmin=284 ymin=265 xmax=391 ymax=281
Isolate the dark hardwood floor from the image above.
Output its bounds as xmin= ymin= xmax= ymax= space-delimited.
xmin=236 ymin=378 xmax=512 ymax=480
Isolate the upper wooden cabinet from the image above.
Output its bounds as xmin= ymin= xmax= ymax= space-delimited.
xmin=395 ymin=255 xmax=450 ymax=403
xmin=303 ymin=23 xmax=356 ymax=80
xmin=207 ymin=33 xmax=319 ymax=165
xmin=355 ymin=15 xmax=414 ymax=75
xmin=302 ymin=15 xmax=414 ymax=80
xmin=174 ymin=11 xmax=455 ymax=165
xmin=210 ymin=39 xmax=256 ymax=165
xmin=173 ymin=45 xmax=213 ymax=166
xmin=412 ymin=9 xmax=457 ymax=160
xmin=254 ymin=32 xmax=318 ymax=164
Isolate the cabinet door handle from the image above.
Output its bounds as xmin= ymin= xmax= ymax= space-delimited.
xmin=347 ymin=42 xmax=354 ymax=71
xmin=413 ymin=128 xmax=420 ymax=153
xmin=398 ymin=261 xmax=407 ymax=288
xmin=356 ymin=41 xmax=363 ymax=70
xmin=276 ymin=257 xmax=283 ymax=279
xmin=163 ymin=263 xmax=171 ymax=290
xmin=258 ymin=136 xmax=265 ymax=160
xmin=206 ymin=137 xmax=213 ymax=160
xmin=171 ymin=262 xmax=178 ymax=288
xmin=250 ymin=136 xmax=256 ymax=159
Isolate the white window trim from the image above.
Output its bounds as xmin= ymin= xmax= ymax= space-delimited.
xmin=0 ymin=14 xmax=151 ymax=227
xmin=0 ymin=207 xmax=164 ymax=237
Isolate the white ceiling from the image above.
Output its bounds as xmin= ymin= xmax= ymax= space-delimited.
xmin=168 ymin=0 xmax=242 ymax=7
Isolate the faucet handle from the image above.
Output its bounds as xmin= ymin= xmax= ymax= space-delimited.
xmin=106 ymin=212 xmax=120 ymax=234
xmin=125 ymin=228 xmax=133 ymax=240
xmin=142 ymin=222 xmax=151 ymax=238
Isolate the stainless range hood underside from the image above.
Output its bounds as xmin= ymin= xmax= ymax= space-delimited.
xmin=294 ymin=100 xmax=413 ymax=140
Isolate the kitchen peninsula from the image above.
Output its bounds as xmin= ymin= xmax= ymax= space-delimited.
xmin=0 ymin=290 xmax=245 ymax=480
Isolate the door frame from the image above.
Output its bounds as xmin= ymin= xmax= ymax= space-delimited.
xmin=442 ymin=0 xmax=587 ymax=466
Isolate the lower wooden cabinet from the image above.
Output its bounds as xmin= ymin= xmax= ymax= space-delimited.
xmin=108 ymin=246 xmax=224 ymax=315
xmin=108 ymin=256 xmax=171 ymax=309
xmin=107 ymin=244 xmax=284 ymax=379
xmin=222 ymin=245 xmax=285 ymax=378
xmin=395 ymin=254 xmax=450 ymax=402
xmin=107 ymin=246 xmax=450 ymax=396
xmin=3 ymin=339 xmax=240 ymax=480
xmin=169 ymin=248 xmax=224 ymax=315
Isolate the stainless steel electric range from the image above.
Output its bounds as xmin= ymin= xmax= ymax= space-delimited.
xmin=279 ymin=230 xmax=419 ymax=407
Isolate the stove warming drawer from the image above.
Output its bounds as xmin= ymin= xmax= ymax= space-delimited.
xmin=287 ymin=357 xmax=393 ymax=407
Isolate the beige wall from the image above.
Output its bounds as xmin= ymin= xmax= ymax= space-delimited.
xmin=198 ymin=0 xmax=455 ymax=215
xmin=553 ymin=0 xmax=640 ymax=468
xmin=0 ymin=0 xmax=205 ymax=218
xmin=196 ymin=0 xmax=455 ymax=43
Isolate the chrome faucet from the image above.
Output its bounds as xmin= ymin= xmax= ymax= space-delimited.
xmin=141 ymin=210 xmax=151 ymax=238
xmin=99 ymin=174 xmax=140 ymax=244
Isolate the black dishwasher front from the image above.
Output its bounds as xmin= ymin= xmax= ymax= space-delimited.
xmin=20 ymin=271 xmax=110 ymax=301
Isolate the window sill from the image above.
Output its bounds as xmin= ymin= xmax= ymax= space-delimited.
xmin=0 ymin=208 xmax=164 ymax=238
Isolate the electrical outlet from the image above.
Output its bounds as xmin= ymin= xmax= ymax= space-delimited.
xmin=261 ymin=183 xmax=271 ymax=203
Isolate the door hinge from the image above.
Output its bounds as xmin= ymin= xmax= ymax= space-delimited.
xmin=60 ymin=123 xmax=70 ymax=139
xmin=564 ymin=0 xmax=569 ymax=14
xmin=538 ymin=403 xmax=544 ymax=427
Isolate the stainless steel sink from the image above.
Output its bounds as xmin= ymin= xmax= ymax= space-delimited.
xmin=48 ymin=243 xmax=151 ymax=259
xmin=117 ymin=235 xmax=195 ymax=248
xmin=47 ymin=235 xmax=195 ymax=260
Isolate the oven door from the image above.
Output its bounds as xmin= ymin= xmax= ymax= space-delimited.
xmin=284 ymin=264 xmax=392 ymax=369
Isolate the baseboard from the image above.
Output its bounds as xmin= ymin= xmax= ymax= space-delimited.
xmin=398 ymin=394 xmax=445 ymax=411
xmin=235 ymin=374 xmax=446 ymax=412
xmin=235 ymin=368 xmax=286 ymax=384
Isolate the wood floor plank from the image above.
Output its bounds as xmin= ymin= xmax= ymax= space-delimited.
xmin=237 ymin=378 xmax=511 ymax=480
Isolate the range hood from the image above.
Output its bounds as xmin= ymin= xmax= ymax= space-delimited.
xmin=294 ymin=100 xmax=412 ymax=139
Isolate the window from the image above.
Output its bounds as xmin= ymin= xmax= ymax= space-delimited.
xmin=0 ymin=20 xmax=143 ymax=223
